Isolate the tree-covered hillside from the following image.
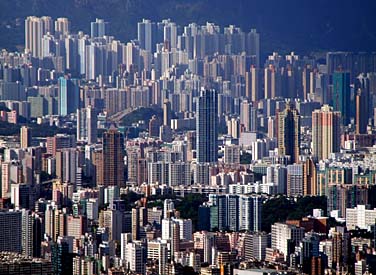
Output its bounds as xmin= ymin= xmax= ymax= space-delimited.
xmin=0 ymin=0 xmax=376 ymax=54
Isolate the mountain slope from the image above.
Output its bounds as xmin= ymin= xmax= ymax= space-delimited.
xmin=0 ymin=0 xmax=375 ymax=53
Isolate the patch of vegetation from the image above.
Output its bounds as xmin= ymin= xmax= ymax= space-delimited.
xmin=261 ymin=195 xmax=327 ymax=232
xmin=240 ymin=152 xmax=252 ymax=164
xmin=120 ymin=191 xmax=143 ymax=211
xmin=146 ymin=193 xmax=208 ymax=231
xmin=0 ymin=120 xmax=75 ymax=137
xmin=175 ymin=193 xmax=208 ymax=231
xmin=120 ymin=107 xmax=163 ymax=126
xmin=0 ymin=121 xmax=20 ymax=136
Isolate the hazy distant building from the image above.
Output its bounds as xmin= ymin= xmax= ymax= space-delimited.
xmin=138 ymin=19 xmax=157 ymax=53
xmin=55 ymin=17 xmax=70 ymax=38
xmin=91 ymin=18 xmax=109 ymax=38
xmin=245 ymin=67 xmax=262 ymax=102
xmin=25 ymin=16 xmax=53 ymax=58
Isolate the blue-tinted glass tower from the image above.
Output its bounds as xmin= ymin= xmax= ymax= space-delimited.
xmin=332 ymin=71 xmax=351 ymax=125
xmin=196 ymin=89 xmax=218 ymax=163
xmin=58 ymin=77 xmax=79 ymax=116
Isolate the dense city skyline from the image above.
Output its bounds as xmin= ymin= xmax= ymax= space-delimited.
xmin=0 ymin=8 xmax=375 ymax=275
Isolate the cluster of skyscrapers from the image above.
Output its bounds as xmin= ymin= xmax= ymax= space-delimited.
xmin=0 ymin=14 xmax=375 ymax=275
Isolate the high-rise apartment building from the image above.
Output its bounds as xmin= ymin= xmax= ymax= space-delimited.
xmin=240 ymin=100 xmax=257 ymax=132
xmin=20 ymin=126 xmax=32 ymax=149
xmin=238 ymin=195 xmax=263 ymax=232
xmin=90 ymin=18 xmax=109 ymax=38
xmin=271 ymin=222 xmax=305 ymax=261
xmin=243 ymin=232 xmax=270 ymax=261
xmin=54 ymin=17 xmax=70 ymax=38
xmin=102 ymin=127 xmax=125 ymax=187
xmin=21 ymin=209 xmax=42 ymax=257
xmin=346 ymin=205 xmax=376 ymax=230
xmin=312 ymin=105 xmax=341 ymax=160
xmin=278 ymin=103 xmax=300 ymax=164
xmin=264 ymin=65 xmax=281 ymax=99
xmin=287 ymin=163 xmax=304 ymax=197
xmin=46 ymin=134 xmax=76 ymax=156
xmin=303 ymin=158 xmax=317 ymax=196
xmin=25 ymin=16 xmax=53 ymax=58
xmin=56 ymin=148 xmax=77 ymax=186
xmin=77 ymin=105 xmax=98 ymax=144
xmin=138 ymin=19 xmax=157 ymax=53
xmin=122 ymin=241 xmax=147 ymax=275
xmin=245 ymin=66 xmax=262 ymax=102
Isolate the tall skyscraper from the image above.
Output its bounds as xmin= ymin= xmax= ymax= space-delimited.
xmin=163 ymin=20 xmax=178 ymax=49
xmin=196 ymin=89 xmax=218 ymax=163
xmin=163 ymin=99 xmax=171 ymax=127
xmin=54 ymin=17 xmax=70 ymax=38
xmin=20 ymin=126 xmax=32 ymax=149
xmin=102 ymin=127 xmax=125 ymax=187
xmin=77 ymin=106 xmax=98 ymax=144
xmin=132 ymin=207 xmax=140 ymax=241
xmin=0 ymin=210 xmax=22 ymax=253
xmin=312 ymin=105 xmax=341 ymax=160
xmin=356 ymin=73 xmax=371 ymax=121
xmin=1 ymin=162 xmax=11 ymax=199
xmin=287 ymin=163 xmax=304 ymax=197
xmin=102 ymin=209 xmax=122 ymax=241
xmin=51 ymin=238 xmax=73 ymax=275
xmin=21 ymin=209 xmax=42 ymax=258
xmin=303 ymin=158 xmax=317 ymax=196
xmin=240 ymin=100 xmax=257 ymax=132
xmin=332 ymin=71 xmax=351 ymax=125
xmin=170 ymin=221 xmax=180 ymax=261
xmin=264 ymin=65 xmax=281 ymax=99
xmin=278 ymin=103 xmax=301 ymax=164
xmin=122 ymin=241 xmax=147 ymax=275
xmin=90 ymin=18 xmax=108 ymax=38
xmin=138 ymin=19 xmax=157 ymax=53
xmin=355 ymin=87 xmax=369 ymax=134
xmin=246 ymin=29 xmax=260 ymax=67
xmin=239 ymin=195 xmax=263 ymax=232
xmin=331 ymin=226 xmax=350 ymax=268
xmin=245 ymin=66 xmax=262 ymax=102
xmin=56 ymin=148 xmax=78 ymax=187
xmin=25 ymin=16 xmax=53 ymax=58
